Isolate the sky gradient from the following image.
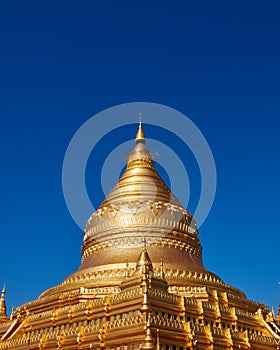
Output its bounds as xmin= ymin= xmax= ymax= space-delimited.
xmin=0 ymin=1 xmax=280 ymax=313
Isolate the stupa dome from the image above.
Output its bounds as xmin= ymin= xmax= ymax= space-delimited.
xmin=79 ymin=122 xmax=204 ymax=272
xmin=41 ymin=121 xmax=243 ymax=299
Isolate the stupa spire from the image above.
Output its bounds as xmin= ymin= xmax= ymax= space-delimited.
xmin=135 ymin=113 xmax=146 ymax=144
xmin=0 ymin=284 xmax=8 ymax=322
xmin=59 ymin=116 xmax=204 ymax=297
xmin=135 ymin=239 xmax=153 ymax=275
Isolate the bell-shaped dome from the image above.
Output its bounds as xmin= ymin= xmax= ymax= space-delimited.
xmin=40 ymin=121 xmax=245 ymax=300
xmin=75 ymin=122 xmax=204 ymax=276
xmin=39 ymin=121 xmax=247 ymax=301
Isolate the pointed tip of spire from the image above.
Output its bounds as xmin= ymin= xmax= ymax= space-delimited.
xmin=135 ymin=241 xmax=153 ymax=275
xmin=0 ymin=283 xmax=7 ymax=321
xmin=135 ymin=113 xmax=146 ymax=144
xmin=160 ymin=258 xmax=165 ymax=279
xmin=142 ymin=237 xmax=147 ymax=248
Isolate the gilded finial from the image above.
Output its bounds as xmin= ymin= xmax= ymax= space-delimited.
xmin=125 ymin=259 xmax=130 ymax=278
xmin=135 ymin=239 xmax=153 ymax=276
xmin=156 ymin=329 xmax=160 ymax=350
xmin=160 ymin=258 xmax=165 ymax=279
xmin=135 ymin=113 xmax=146 ymax=143
xmin=142 ymin=237 xmax=147 ymax=248
xmin=0 ymin=283 xmax=8 ymax=321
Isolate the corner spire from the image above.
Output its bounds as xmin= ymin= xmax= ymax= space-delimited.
xmin=135 ymin=240 xmax=153 ymax=275
xmin=135 ymin=113 xmax=146 ymax=144
xmin=160 ymin=258 xmax=165 ymax=279
xmin=142 ymin=237 xmax=147 ymax=247
xmin=0 ymin=284 xmax=8 ymax=322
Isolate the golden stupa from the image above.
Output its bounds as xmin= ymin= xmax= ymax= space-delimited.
xmin=1 ymin=122 xmax=280 ymax=349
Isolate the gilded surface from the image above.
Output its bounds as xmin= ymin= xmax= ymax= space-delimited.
xmin=1 ymin=124 xmax=280 ymax=349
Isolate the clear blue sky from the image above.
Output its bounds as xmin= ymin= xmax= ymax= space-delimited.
xmin=0 ymin=1 xmax=280 ymax=313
